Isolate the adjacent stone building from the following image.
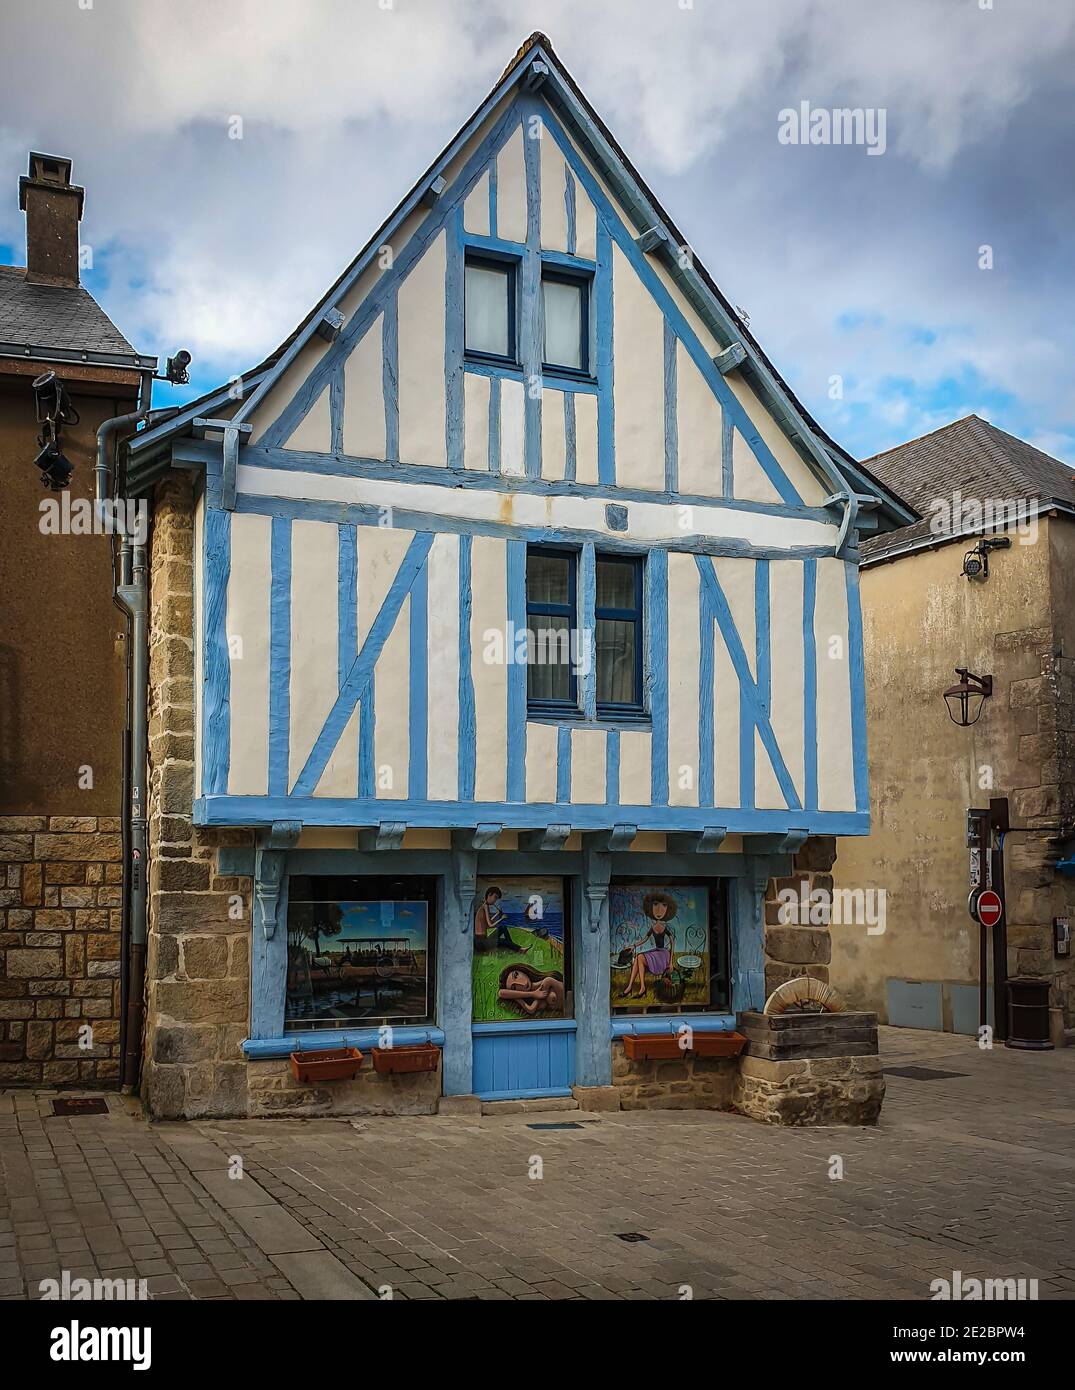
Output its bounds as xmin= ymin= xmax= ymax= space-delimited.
xmin=0 ymin=153 xmax=155 ymax=1085
xmin=831 ymin=416 xmax=1075 ymax=1044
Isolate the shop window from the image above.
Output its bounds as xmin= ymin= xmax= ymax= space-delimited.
xmin=609 ymin=881 xmax=729 ymax=1013
xmin=464 ymin=253 xmax=517 ymax=363
xmin=472 ymin=876 xmax=572 ymax=1022
xmin=285 ymin=875 xmax=436 ymax=1030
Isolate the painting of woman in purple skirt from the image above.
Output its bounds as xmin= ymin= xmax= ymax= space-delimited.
xmin=609 ymin=884 xmax=711 ymax=1009
xmin=620 ymin=892 xmax=677 ymax=998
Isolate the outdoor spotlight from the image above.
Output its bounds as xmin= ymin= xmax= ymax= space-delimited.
xmin=164 ymin=349 xmax=192 ymax=385
xmin=962 ymin=534 xmax=1011 ymax=581
xmin=32 ymin=369 xmax=76 ymax=426
xmin=943 ymin=668 xmax=993 ymax=727
xmin=33 ymin=438 xmax=74 ymax=490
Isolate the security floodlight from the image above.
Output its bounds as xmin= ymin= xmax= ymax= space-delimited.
xmin=163 ymin=350 xmax=192 ymax=385
xmin=962 ymin=534 xmax=1011 ymax=581
xmin=33 ymin=438 xmax=74 ymax=490
xmin=32 ymin=370 xmax=76 ymax=425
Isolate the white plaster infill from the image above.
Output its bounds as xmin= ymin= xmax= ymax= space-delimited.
xmin=235 ymin=464 xmax=837 ymax=553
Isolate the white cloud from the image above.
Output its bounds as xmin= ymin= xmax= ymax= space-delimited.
xmin=0 ymin=0 xmax=1071 ymax=459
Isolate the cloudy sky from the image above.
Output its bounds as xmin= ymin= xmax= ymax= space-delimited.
xmin=1 ymin=0 xmax=1072 ymax=464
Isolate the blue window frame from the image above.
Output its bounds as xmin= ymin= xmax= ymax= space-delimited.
xmin=541 ymin=266 xmax=591 ymax=378
xmin=464 ymin=251 xmax=518 ymax=366
xmin=595 ymin=555 xmax=644 ymax=717
xmin=525 ymin=546 xmax=578 ymax=714
xmin=525 ymin=547 xmax=645 ymax=719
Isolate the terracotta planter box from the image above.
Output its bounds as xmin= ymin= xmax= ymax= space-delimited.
xmin=691 ymin=1031 xmax=747 ymax=1058
xmin=622 ymin=1034 xmax=685 ymax=1061
xmin=370 ymin=1043 xmax=441 ymax=1075
xmin=289 ymin=1047 xmax=363 ymax=1083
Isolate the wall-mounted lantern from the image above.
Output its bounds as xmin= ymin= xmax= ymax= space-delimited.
xmin=943 ymin=668 xmax=993 ymax=726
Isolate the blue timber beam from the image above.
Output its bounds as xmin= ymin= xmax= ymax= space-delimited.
xmin=252 ymin=820 xmax=300 ymax=942
xmin=192 ymin=417 xmax=252 ymax=512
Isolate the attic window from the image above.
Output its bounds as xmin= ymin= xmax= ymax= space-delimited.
xmin=464 ymin=253 xmax=516 ymax=364
xmin=542 ymin=268 xmax=589 ymax=376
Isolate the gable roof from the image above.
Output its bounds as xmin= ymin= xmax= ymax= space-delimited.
xmin=0 ymin=264 xmax=154 ymax=371
xmin=860 ymin=414 xmax=1075 ymax=565
xmin=127 ymin=32 xmax=912 ymax=531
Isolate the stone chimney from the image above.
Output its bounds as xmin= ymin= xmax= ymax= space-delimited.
xmin=18 ymin=152 xmax=84 ymax=288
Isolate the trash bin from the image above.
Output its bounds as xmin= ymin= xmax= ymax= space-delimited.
xmin=1005 ymin=977 xmax=1054 ymax=1050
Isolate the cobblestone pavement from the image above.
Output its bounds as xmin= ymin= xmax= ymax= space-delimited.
xmin=2 ymin=1027 xmax=1073 ymax=1301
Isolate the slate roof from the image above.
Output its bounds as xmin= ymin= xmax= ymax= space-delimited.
xmin=860 ymin=414 xmax=1075 ymax=564
xmin=0 ymin=263 xmax=149 ymax=367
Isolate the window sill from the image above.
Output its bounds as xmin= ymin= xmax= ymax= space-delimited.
xmin=610 ymin=1014 xmax=736 ymax=1038
xmin=242 ymin=1025 xmax=444 ymax=1059
xmin=527 ymin=710 xmax=652 ymax=733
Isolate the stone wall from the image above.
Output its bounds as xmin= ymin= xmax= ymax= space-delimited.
xmin=0 ymin=816 xmax=122 ymax=1085
xmin=142 ymin=473 xmax=254 ymax=1119
xmin=248 ymin=1058 xmax=441 ymax=1118
xmin=610 ymin=1043 xmax=738 ymax=1110
xmin=734 ymin=1010 xmax=884 ymax=1125
xmin=764 ymin=836 xmax=836 ymax=1000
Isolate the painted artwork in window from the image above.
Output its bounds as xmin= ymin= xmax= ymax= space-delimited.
xmin=609 ymin=885 xmax=711 ymax=1010
xmin=286 ymin=897 xmax=430 ymax=1027
xmin=472 ymin=877 xmax=568 ymax=1022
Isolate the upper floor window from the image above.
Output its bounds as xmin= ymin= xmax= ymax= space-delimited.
xmin=542 ymin=268 xmax=590 ymax=376
xmin=465 ymin=254 xmax=516 ymax=363
xmin=595 ymin=555 xmax=643 ymax=714
xmin=525 ymin=546 xmax=645 ymax=718
xmin=526 ymin=547 xmax=577 ymax=711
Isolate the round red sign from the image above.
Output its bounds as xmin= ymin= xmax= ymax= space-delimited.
xmin=976 ymin=889 xmax=1003 ymax=927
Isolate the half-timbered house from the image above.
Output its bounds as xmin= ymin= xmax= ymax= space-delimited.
xmin=126 ymin=35 xmax=909 ymax=1117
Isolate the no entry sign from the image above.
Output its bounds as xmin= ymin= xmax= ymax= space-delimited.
xmin=974 ymin=889 xmax=1003 ymax=927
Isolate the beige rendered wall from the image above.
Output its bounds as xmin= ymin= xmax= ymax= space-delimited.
xmin=832 ymin=518 xmax=1075 ymax=1034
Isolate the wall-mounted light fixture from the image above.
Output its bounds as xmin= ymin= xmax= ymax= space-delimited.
xmin=31 ymin=369 xmax=78 ymax=489
xmin=962 ymin=534 xmax=1011 ymax=581
xmin=943 ymin=668 xmax=993 ymax=726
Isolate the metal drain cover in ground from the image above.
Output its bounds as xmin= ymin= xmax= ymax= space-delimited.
xmin=615 ymin=1232 xmax=650 ymax=1242
xmin=526 ymin=1121 xmax=584 ymax=1130
xmin=884 ymin=1066 xmax=968 ymax=1081
xmin=51 ymin=1097 xmax=109 ymax=1116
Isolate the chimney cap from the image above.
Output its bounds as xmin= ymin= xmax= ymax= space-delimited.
xmin=19 ymin=151 xmax=84 ymax=218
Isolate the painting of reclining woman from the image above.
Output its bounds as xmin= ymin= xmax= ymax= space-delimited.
xmin=472 ymin=877 xmax=568 ymax=1022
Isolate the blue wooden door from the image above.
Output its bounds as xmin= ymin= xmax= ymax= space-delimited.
xmin=471 ymin=1020 xmax=577 ymax=1100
